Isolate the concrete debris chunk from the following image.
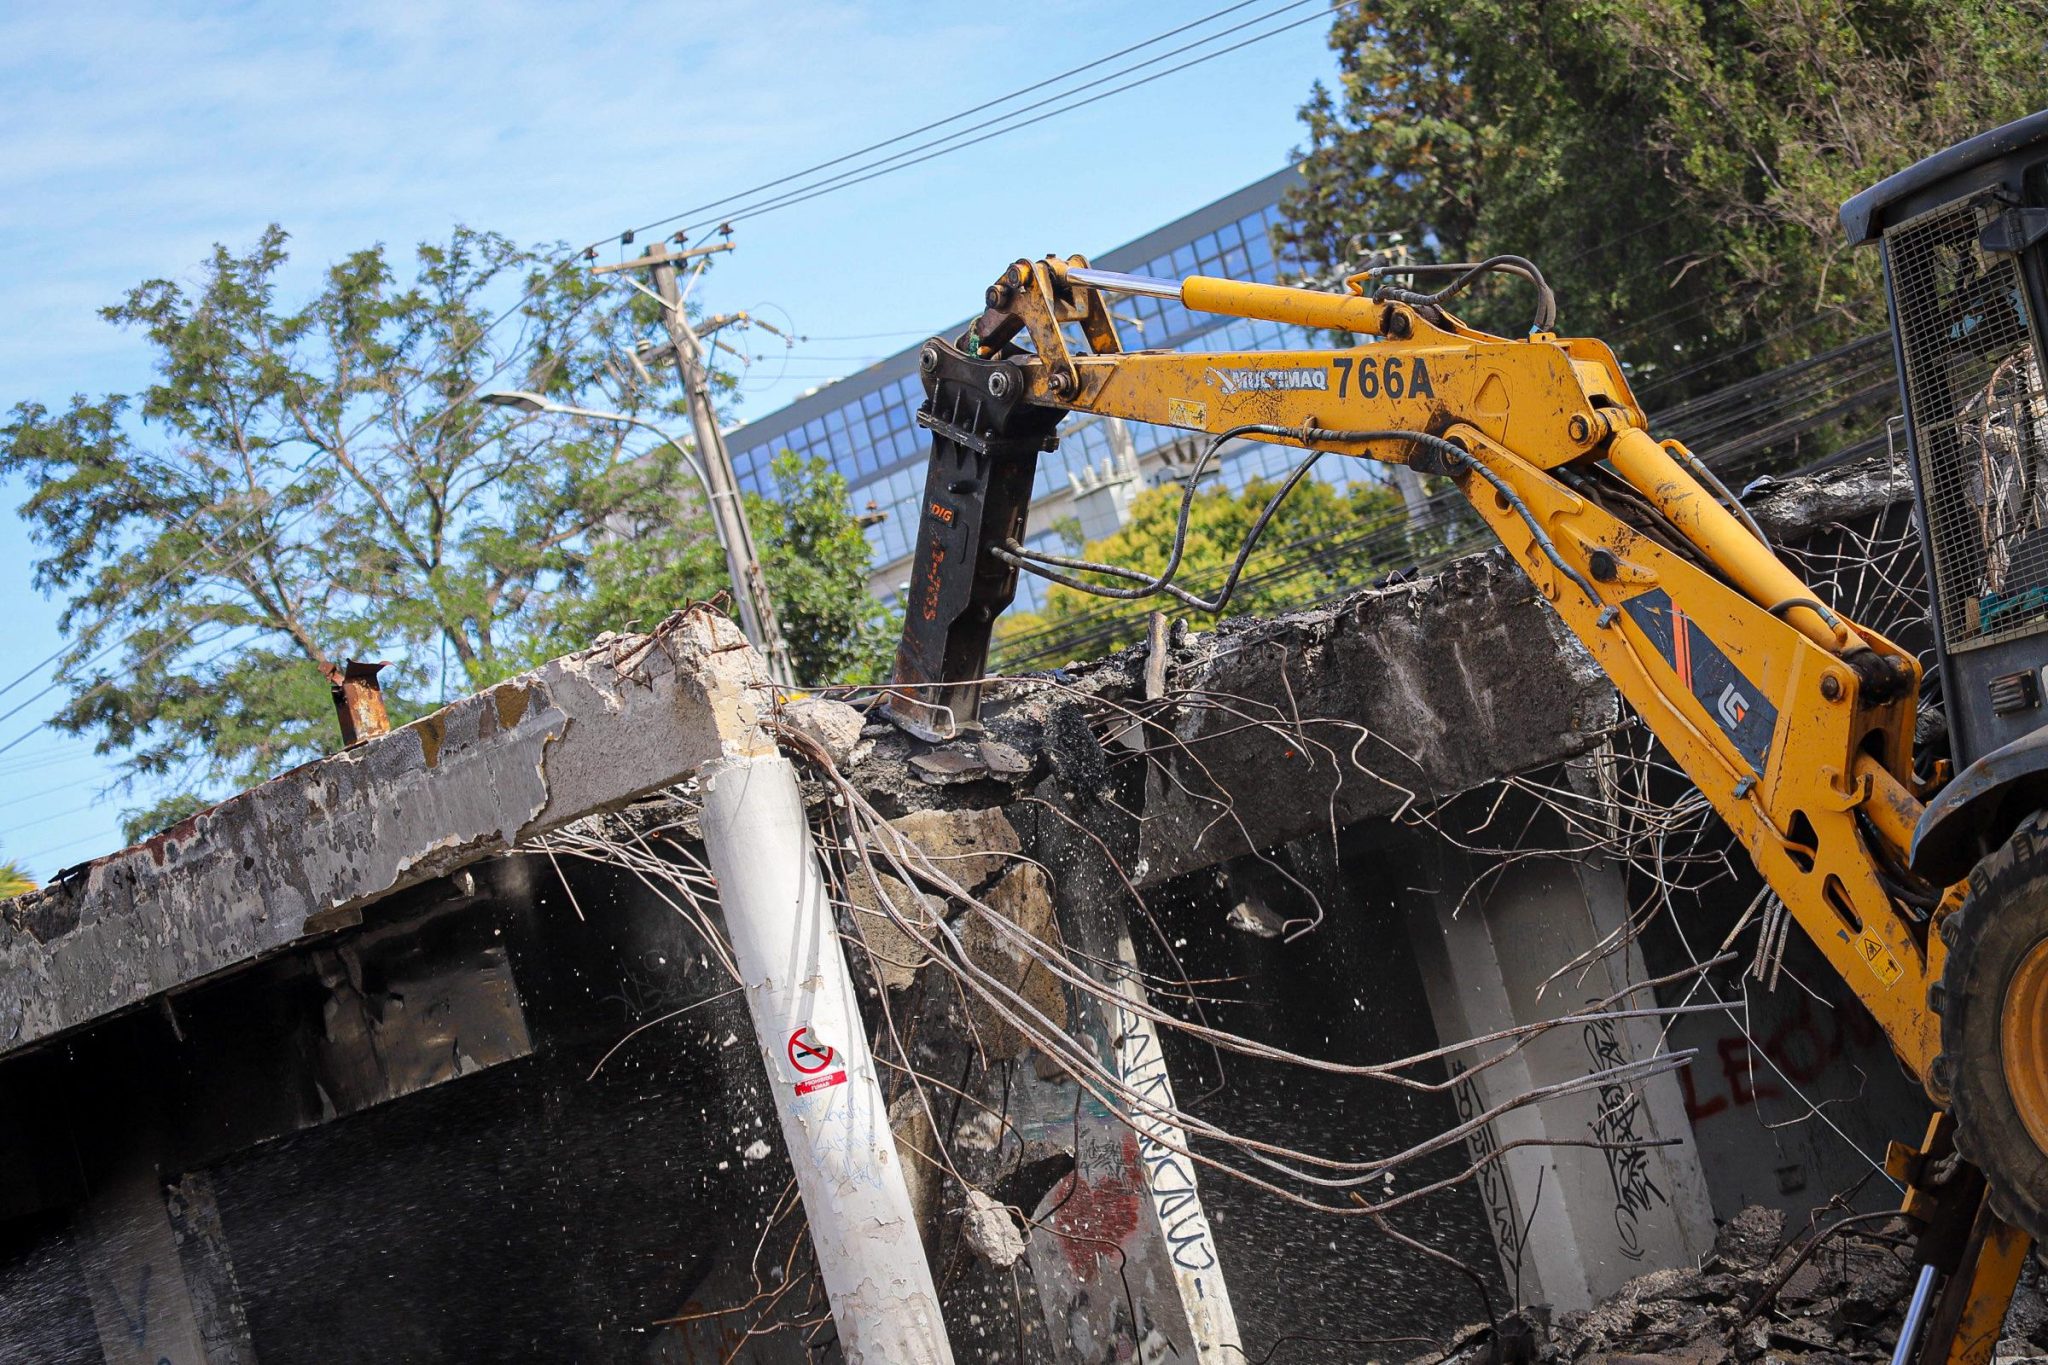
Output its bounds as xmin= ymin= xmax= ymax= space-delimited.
xmin=978 ymin=738 xmax=1031 ymax=777
xmin=1710 ymin=1202 xmax=1785 ymax=1273
xmin=883 ymin=806 xmax=1023 ymax=892
xmin=778 ymin=695 xmax=865 ymax=766
xmin=1416 ymin=1205 xmax=2048 ymax=1365
xmin=961 ymin=1188 xmax=1026 ymax=1267
xmin=845 ymin=872 xmax=944 ymax=991
xmin=910 ymin=746 xmax=990 ymax=785
xmin=1224 ymin=897 xmax=1286 ymax=938
xmin=954 ymin=864 xmax=1067 ymax=1059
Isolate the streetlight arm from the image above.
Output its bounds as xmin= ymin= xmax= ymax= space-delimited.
xmin=483 ymin=393 xmax=724 ymax=527
xmin=485 ymin=389 xmax=787 ymax=680
xmin=558 ymin=405 xmax=725 ymax=521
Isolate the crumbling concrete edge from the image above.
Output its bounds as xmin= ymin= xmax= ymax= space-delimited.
xmin=0 ymin=609 xmax=773 ymax=1058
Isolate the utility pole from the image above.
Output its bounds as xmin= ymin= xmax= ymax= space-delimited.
xmin=594 ymin=241 xmax=795 ymax=686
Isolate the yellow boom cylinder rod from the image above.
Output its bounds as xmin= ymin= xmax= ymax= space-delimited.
xmin=1180 ymin=276 xmax=1388 ymax=336
xmin=1605 ymin=427 xmax=1852 ymax=653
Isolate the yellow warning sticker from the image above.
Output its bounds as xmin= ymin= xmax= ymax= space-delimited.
xmin=1168 ymin=398 xmax=1207 ymax=427
xmin=1855 ymin=931 xmax=1904 ymax=986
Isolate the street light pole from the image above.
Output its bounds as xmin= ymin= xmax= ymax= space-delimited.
xmin=610 ymin=242 xmax=794 ymax=687
xmin=480 ymin=392 xmax=786 ymax=677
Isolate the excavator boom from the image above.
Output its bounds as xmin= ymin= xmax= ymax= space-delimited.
xmin=885 ymin=248 xmax=2035 ymax=1365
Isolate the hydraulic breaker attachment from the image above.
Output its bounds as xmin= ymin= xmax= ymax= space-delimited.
xmin=885 ymin=337 xmax=1064 ymax=740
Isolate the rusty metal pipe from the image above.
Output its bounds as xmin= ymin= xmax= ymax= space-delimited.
xmin=329 ymin=660 xmax=391 ymax=748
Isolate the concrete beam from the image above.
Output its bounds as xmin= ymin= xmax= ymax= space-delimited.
xmin=1068 ymin=456 xmax=1913 ymax=888
xmin=1118 ymin=554 xmax=1620 ymax=887
xmin=0 ymin=610 xmax=774 ymax=1059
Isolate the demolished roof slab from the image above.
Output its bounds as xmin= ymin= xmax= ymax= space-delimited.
xmin=0 ymin=611 xmax=774 ymax=1059
xmin=990 ymin=455 xmax=1912 ymax=887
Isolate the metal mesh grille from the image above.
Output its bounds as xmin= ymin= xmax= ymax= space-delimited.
xmin=1888 ymin=196 xmax=2048 ymax=650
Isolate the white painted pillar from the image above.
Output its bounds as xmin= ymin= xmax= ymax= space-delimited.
xmin=1406 ymin=848 xmax=1717 ymax=1308
xmin=698 ymin=753 xmax=952 ymax=1365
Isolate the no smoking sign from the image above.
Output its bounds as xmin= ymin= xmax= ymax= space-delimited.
xmin=786 ymin=1026 xmax=846 ymax=1095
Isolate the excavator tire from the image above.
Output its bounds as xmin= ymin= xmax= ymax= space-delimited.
xmin=1939 ymin=808 xmax=2048 ymax=1241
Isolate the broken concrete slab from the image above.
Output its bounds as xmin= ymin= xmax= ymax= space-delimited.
xmin=883 ymin=806 xmax=1026 ymax=891
xmin=1111 ymin=553 xmax=1619 ymax=886
xmin=847 ymin=872 xmax=944 ymax=991
xmin=0 ymin=610 xmax=773 ymax=1059
xmin=1000 ymin=455 xmax=1916 ymax=888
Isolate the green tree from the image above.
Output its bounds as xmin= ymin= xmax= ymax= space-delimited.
xmin=546 ymin=450 xmax=896 ymax=686
xmin=2 ymin=226 xmax=886 ymax=837
xmin=1281 ymin=1 xmax=2045 ymax=395
xmin=0 ymin=860 xmax=36 ymax=900
xmin=998 ymin=471 xmax=1415 ymax=660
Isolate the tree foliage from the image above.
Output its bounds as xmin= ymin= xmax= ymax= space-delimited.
xmin=999 ymin=471 xmax=1410 ymax=655
xmin=0 ymin=861 xmax=35 ymax=900
xmin=1281 ymin=0 xmax=2046 ymax=395
xmin=545 ymin=450 xmax=895 ymax=686
xmin=2 ymin=227 xmax=888 ymax=834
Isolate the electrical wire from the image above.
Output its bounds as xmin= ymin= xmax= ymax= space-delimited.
xmin=641 ymin=3 xmax=1355 ymax=245
xmin=619 ymin=0 xmax=1322 ymax=241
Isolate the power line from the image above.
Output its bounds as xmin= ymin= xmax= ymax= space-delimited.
xmin=645 ymin=3 xmax=1352 ymax=245
xmin=618 ymin=0 xmax=1307 ymax=242
xmin=17 ymin=828 xmax=122 ymax=879
xmin=794 ymin=329 xmax=930 ymax=342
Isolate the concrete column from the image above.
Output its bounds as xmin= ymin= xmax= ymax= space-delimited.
xmin=1020 ymin=709 xmax=1243 ymax=1363
xmin=1404 ymin=837 xmax=1716 ymax=1309
xmin=72 ymin=1162 xmax=211 ymax=1365
xmin=1013 ymin=911 xmax=1243 ymax=1364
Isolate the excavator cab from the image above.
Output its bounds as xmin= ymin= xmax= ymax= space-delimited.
xmin=1844 ymin=113 xmax=2048 ymax=1243
xmin=1844 ymin=113 xmax=2048 ymax=879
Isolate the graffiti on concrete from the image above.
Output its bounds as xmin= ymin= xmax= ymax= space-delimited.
xmin=1583 ymin=1014 xmax=1667 ymax=1261
xmin=1114 ymin=999 xmax=1224 ymax=1276
xmin=1112 ymin=996 xmax=1237 ymax=1357
xmin=1678 ymin=993 xmax=1882 ymax=1122
xmin=1448 ymin=1058 xmax=1525 ymax=1283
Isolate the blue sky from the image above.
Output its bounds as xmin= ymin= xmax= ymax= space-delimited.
xmin=0 ymin=1 xmax=1342 ymax=876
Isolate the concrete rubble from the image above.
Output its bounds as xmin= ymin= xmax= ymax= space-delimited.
xmin=1420 ymin=1206 xmax=2048 ymax=1365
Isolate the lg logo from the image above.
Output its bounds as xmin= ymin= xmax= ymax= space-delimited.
xmin=1717 ymin=683 xmax=1750 ymax=728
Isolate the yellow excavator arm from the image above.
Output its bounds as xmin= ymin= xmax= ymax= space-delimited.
xmin=884 ymin=252 xmax=2035 ymax=1365
xmin=894 ymin=253 xmax=1936 ymax=1070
